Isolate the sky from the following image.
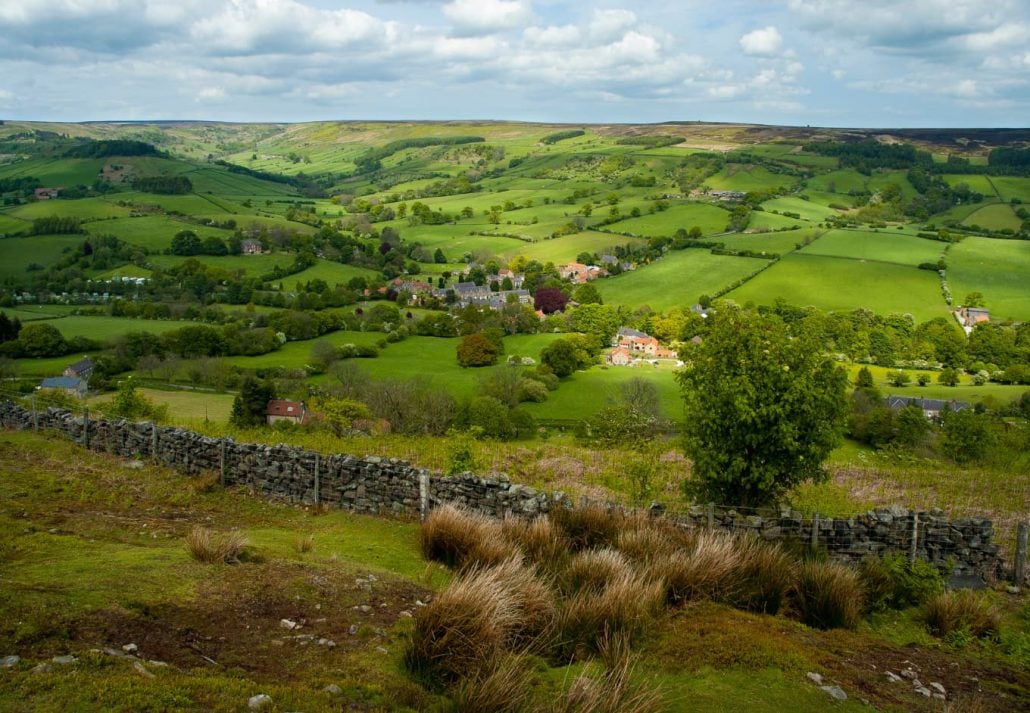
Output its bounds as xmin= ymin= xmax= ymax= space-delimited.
xmin=0 ymin=0 xmax=1027 ymax=127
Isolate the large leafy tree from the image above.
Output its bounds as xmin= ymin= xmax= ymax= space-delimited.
xmin=230 ymin=376 xmax=276 ymax=428
xmin=677 ymin=310 xmax=849 ymax=507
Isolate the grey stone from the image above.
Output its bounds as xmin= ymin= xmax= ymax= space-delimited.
xmin=248 ymin=694 xmax=273 ymax=710
xmin=31 ymin=663 xmax=52 ymax=674
xmin=398 ymin=610 xmax=413 ymax=619
xmin=0 ymin=656 xmax=19 ymax=669
xmin=52 ymin=655 xmax=77 ymax=665
xmin=122 ymin=643 xmax=138 ymax=653
xmin=806 ymin=672 xmax=823 ymax=685
xmin=914 ymin=685 xmax=932 ymax=698
xmin=133 ymin=661 xmax=155 ymax=679
xmin=280 ymin=619 xmax=298 ymax=630
xmin=820 ymin=685 xmax=847 ymax=701
xmin=324 ymin=684 xmax=343 ymax=696
xmin=885 ymin=671 xmax=903 ymax=683
xmin=929 ymin=682 xmax=946 ymax=695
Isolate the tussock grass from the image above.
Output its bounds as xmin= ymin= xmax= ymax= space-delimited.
xmin=553 ymin=634 xmax=663 ymax=713
xmin=557 ymin=570 xmax=664 ymax=660
xmin=922 ymin=590 xmax=1001 ymax=639
xmin=652 ymin=530 xmax=739 ymax=605
xmin=294 ymin=534 xmax=314 ymax=554
xmin=551 ymin=504 xmax=621 ymax=551
xmin=502 ymin=514 xmax=569 ymax=570
xmin=726 ymin=535 xmax=798 ymax=615
xmin=490 ymin=557 xmax=558 ymax=652
xmin=450 ymin=653 xmax=535 ymax=713
xmin=616 ymin=518 xmax=686 ymax=565
xmin=185 ymin=527 xmax=248 ymax=564
xmin=405 ymin=564 xmax=521 ymax=688
xmin=792 ymin=561 xmax=864 ymax=630
xmin=563 ymin=548 xmax=633 ymax=596
xmin=420 ymin=504 xmax=515 ymax=570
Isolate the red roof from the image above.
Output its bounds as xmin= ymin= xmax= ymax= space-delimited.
xmin=265 ymin=400 xmax=306 ymax=419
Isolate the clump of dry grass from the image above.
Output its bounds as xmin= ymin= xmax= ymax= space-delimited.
xmin=420 ymin=504 xmax=515 ymax=570
xmin=725 ymin=535 xmax=798 ymax=615
xmin=490 ymin=556 xmax=558 ymax=652
xmin=562 ymin=548 xmax=633 ymax=596
xmin=553 ymin=633 xmax=663 ymax=713
xmin=551 ymin=504 xmax=622 ymax=552
xmin=922 ymin=590 xmax=1000 ymax=639
xmin=450 ymin=653 xmax=535 ymax=713
xmin=185 ymin=526 xmax=248 ymax=564
xmin=791 ymin=561 xmax=864 ymax=630
xmin=294 ymin=533 xmax=314 ymax=554
xmin=557 ymin=570 xmax=664 ymax=661
xmin=651 ymin=530 xmax=740 ymax=605
xmin=502 ymin=514 xmax=569 ymax=570
xmin=405 ymin=564 xmax=521 ymax=688
xmin=616 ymin=516 xmax=687 ymax=565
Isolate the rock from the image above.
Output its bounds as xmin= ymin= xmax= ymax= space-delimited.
xmin=806 ymin=672 xmax=824 ymax=685
xmin=324 ymin=684 xmax=343 ymax=696
xmin=929 ymin=682 xmax=946 ymax=696
xmin=31 ymin=663 xmax=53 ymax=674
xmin=133 ymin=661 xmax=155 ymax=679
xmin=947 ymin=573 xmax=987 ymax=591
xmin=52 ymin=655 xmax=77 ymax=665
xmin=122 ymin=643 xmax=138 ymax=653
xmin=415 ymin=600 xmax=426 ymax=607
xmin=820 ymin=685 xmax=847 ymax=701
xmin=248 ymin=693 xmax=273 ymax=710
xmin=914 ymin=685 xmax=931 ymax=698
xmin=126 ymin=460 xmax=145 ymax=470
xmin=0 ymin=656 xmax=19 ymax=669
xmin=885 ymin=671 xmax=903 ymax=683
xmin=358 ymin=605 xmax=372 ymax=613
xmin=348 ymin=625 xmax=358 ymax=635
xmin=280 ymin=619 xmax=298 ymax=630
xmin=398 ymin=610 xmax=413 ymax=619
xmin=1006 ymin=585 xmax=1021 ymax=595
xmin=900 ymin=668 xmax=918 ymax=680
xmin=375 ymin=646 xmax=389 ymax=655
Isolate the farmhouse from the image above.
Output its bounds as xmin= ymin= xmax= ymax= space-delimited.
xmin=63 ymin=356 xmax=94 ymax=381
xmin=38 ymin=376 xmax=87 ymax=398
xmin=608 ymin=327 xmax=678 ymax=364
xmin=710 ymin=190 xmax=746 ymax=201
xmin=33 ymin=187 xmax=60 ymax=200
xmin=240 ymin=239 xmax=264 ymax=255
xmin=955 ymin=306 xmax=990 ymax=334
xmin=886 ymin=395 xmax=971 ymax=420
xmin=605 ymin=346 xmax=633 ymax=366
xmin=265 ymin=399 xmax=308 ymax=426
xmin=559 ymin=262 xmax=606 ymax=284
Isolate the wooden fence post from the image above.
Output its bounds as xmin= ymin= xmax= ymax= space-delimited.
xmin=1015 ymin=523 xmax=1028 ymax=587
xmin=82 ymin=407 xmax=90 ymax=449
xmin=706 ymin=502 xmax=715 ymax=529
xmin=909 ymin=511 xmax=920 ymax=566
xmin=31 ymin=394 xmax=38 ymax=431
xmin=151 ymin=422 xmax=158 ymax=461
xmin=313 ymin=453 xmax=320 ymax=506
xmin=219 ymin=440 xmax=226 ymax=487
xmin=810 ymin=513 xmax=820 ymax=552
xmin=419 ymin=470 xmax=430 ymax=522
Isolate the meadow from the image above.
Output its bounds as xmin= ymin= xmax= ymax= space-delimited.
xmin=800 ymin=229 xmax=946 ymax=266
xmin=947 ymin=237 xmax=1030 ymax=320
xmin=603 ymin=203 xmax=732 ymax=238
xmin=0 ymin=234 xmax=88 ymax=280
xmin=726 ymin=253 xmax=949 ymax=321
xmin=597 ymin=249 xmax=768 ymax=310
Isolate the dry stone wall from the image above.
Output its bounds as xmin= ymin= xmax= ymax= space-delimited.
xmin=0 ymin=401 xmax=1004 ymax=579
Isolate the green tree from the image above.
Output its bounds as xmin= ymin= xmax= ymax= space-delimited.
xmin=13 ymin=323 xmax=67 ymax=357
xmin=456 ymin=332 xmax=500 ymax=367
xmin=540 ymin=336 xmax=592 ymax=378
xmin=889 ymin=369 xmax=911 ymax=387
xmin=230 ymin=376 xmax=275 ymax=428
xmin=433 ymin=248 xmax=447 ymax=264
xmin=854 ymin=366 xmax=874 ymax=389
xmin=105 ymin=379 xmax=167 ymax=421
xmin=938 ymin=368 xmax=960 ymax=386
xmin=678 ymin=311 xmax=849 ymax=507
xmin=940 ymin=408 xmax=995 ymax=464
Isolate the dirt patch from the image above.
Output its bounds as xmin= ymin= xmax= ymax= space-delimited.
xmin=68 ymin=560 xmax=431 ymax=682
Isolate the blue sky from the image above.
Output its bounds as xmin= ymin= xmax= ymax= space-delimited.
xmin=0 ymin=0 xmax=1026 ymax=127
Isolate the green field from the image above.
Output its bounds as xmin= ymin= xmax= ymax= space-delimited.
xmin=149 ymin=253 xmax=292 ymax=277
xmin=286 ymin=260 xmax=381 ymax=287
xmin=604 ymin=203 xmax=731 ymax=238
xmin=801 ymin=229 xmax=946 ymax=266
xmin=706 ymin=165 xmax=797 ymax=193
xmin=760 ymin=196 xmax=839 ymax=222
xmin=0 ymin=234 xmax=89 ymax=279
xmin=503 ymin=231 xmax=643 ymax=264
xmin=0 ymin=157 xmax=105 ymax=186
xmin=947 ymin=237 xmax=1030 ymax=320
xmin=597 ymin=249 xmax=768 ymax=310
xmin=961 ymin=204 xmax=1023 ymax=232
xmin=90 ymin=215 xmax=233 ymax=251
xmin=8 ymin=196 xmax=131 ymax=222
xmin=990 ymin=176 xmax=1030 ymax=203
xmin=48 ymin=315 xmax=186 ymax=341
xmin=90 ymin=387 xmax=236 ymax=424
xmin=726 ymin=253 xmax=949 ymax=321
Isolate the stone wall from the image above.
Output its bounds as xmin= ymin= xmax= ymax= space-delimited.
xmin=0 ymin=401 xmax=1005 ymax=579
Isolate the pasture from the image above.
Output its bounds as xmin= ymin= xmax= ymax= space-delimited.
xmin=605 ymin=202 xmax=731 ymax=238
xmin=0 ymin=157 xmax=104 ymax=186
xmin=705 ymin=164 xmax=797 ymax=193
xmin=286 ymin=259 xmax=380 ymax=287
xmin=8 ymin=197 xmax=131 ymax=222
xmin=89 ymin=387 xmax=236 ymax=424
xmin=0 ymin=213 xmax=30 ymax=236
xmin=149 ymin=253 xmax=291 ymax=277
xmin=726 ymin=253 xmax=949 ymax=321
xmin=801 ymin=229 xmax=946 ymax=266
xmin=760 ymin=196 xmax=839 ymax=222
xmin=0 ymin=234 xmax=89 ymax=280
xmin=990 ymin=176 xmax=1030 ymax=203
xmin=89 ymin=215 xmax=233 ymax=251
xmin=597 ymin=249 xmax=768 ymax=310
xmin=502 ymin=231 xmax=643 ymax=264
xmin=947 ymin=237 xmax=1030 ymax=320
xmin=48 ymin=315 xmax=185 ymax=341
xmin=961 ymin=204 xmax=1023 ymax=232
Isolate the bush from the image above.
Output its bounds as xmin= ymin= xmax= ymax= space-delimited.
xmin=922 ymin=590 xmax=1000 ymax=640
xmin=420 ymin=505 xmax=514 ymax=570
xmin=185 ymin=527 xmax=248 ymax=564
xmin=792 ymin=561 xmax=864 ymax=629
xmin=858 ymin=553 xmax=945 ymax=612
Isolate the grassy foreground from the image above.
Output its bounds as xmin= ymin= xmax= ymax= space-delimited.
xmin=0 ymin=430 xmax=1027 ymax=712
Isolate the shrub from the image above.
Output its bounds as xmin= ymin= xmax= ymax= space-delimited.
xmin=420 ymin=505 xmax=514 ymax=570
xmin=185 ymin=527 xmax=248 ymax=564
xmin=792 ymin=561 xmax=864 ymax=629
xmin=858 ymin=553 xmax=945 ymax=611
xmin=405 ymin=566 xmax=520 ymax=688
xmin=551 ymin=504 xmax=621 ymax=551
xmin=922 ymin=590 xmax=1000 ymax=640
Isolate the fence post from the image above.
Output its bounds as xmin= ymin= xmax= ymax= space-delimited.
xmin=151 ymin=422 xmax=158 ymax=461
xmin=82 ymin=406 xmax=90 ymax=449
xmin=419 ymin=471 xmax=430 ymax=522
xmin=706 ymin=502 xmax=715 ymax=529
xmin=219 ymin=440 xmax=226 ymax=487
xmin=313 ymin=453 xmax=320 ymax=506
xmin=810 ymin=513 xmax=820 ymax=552
xmin=909 ymin=510 xmax=920 ymax=566
xmin=31 ymin=394 xmax=38 ymax=431
xmin=1016 ymin=523 xmax=1028 ymax=587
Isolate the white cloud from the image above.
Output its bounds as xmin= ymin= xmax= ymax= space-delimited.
xmin=588 ymin=9 xmax=636 ymax=42
xmin=740 ymin=26 xmax=783 ymax=57
xmin=442 ymin=0 xmax=532 ymax=36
